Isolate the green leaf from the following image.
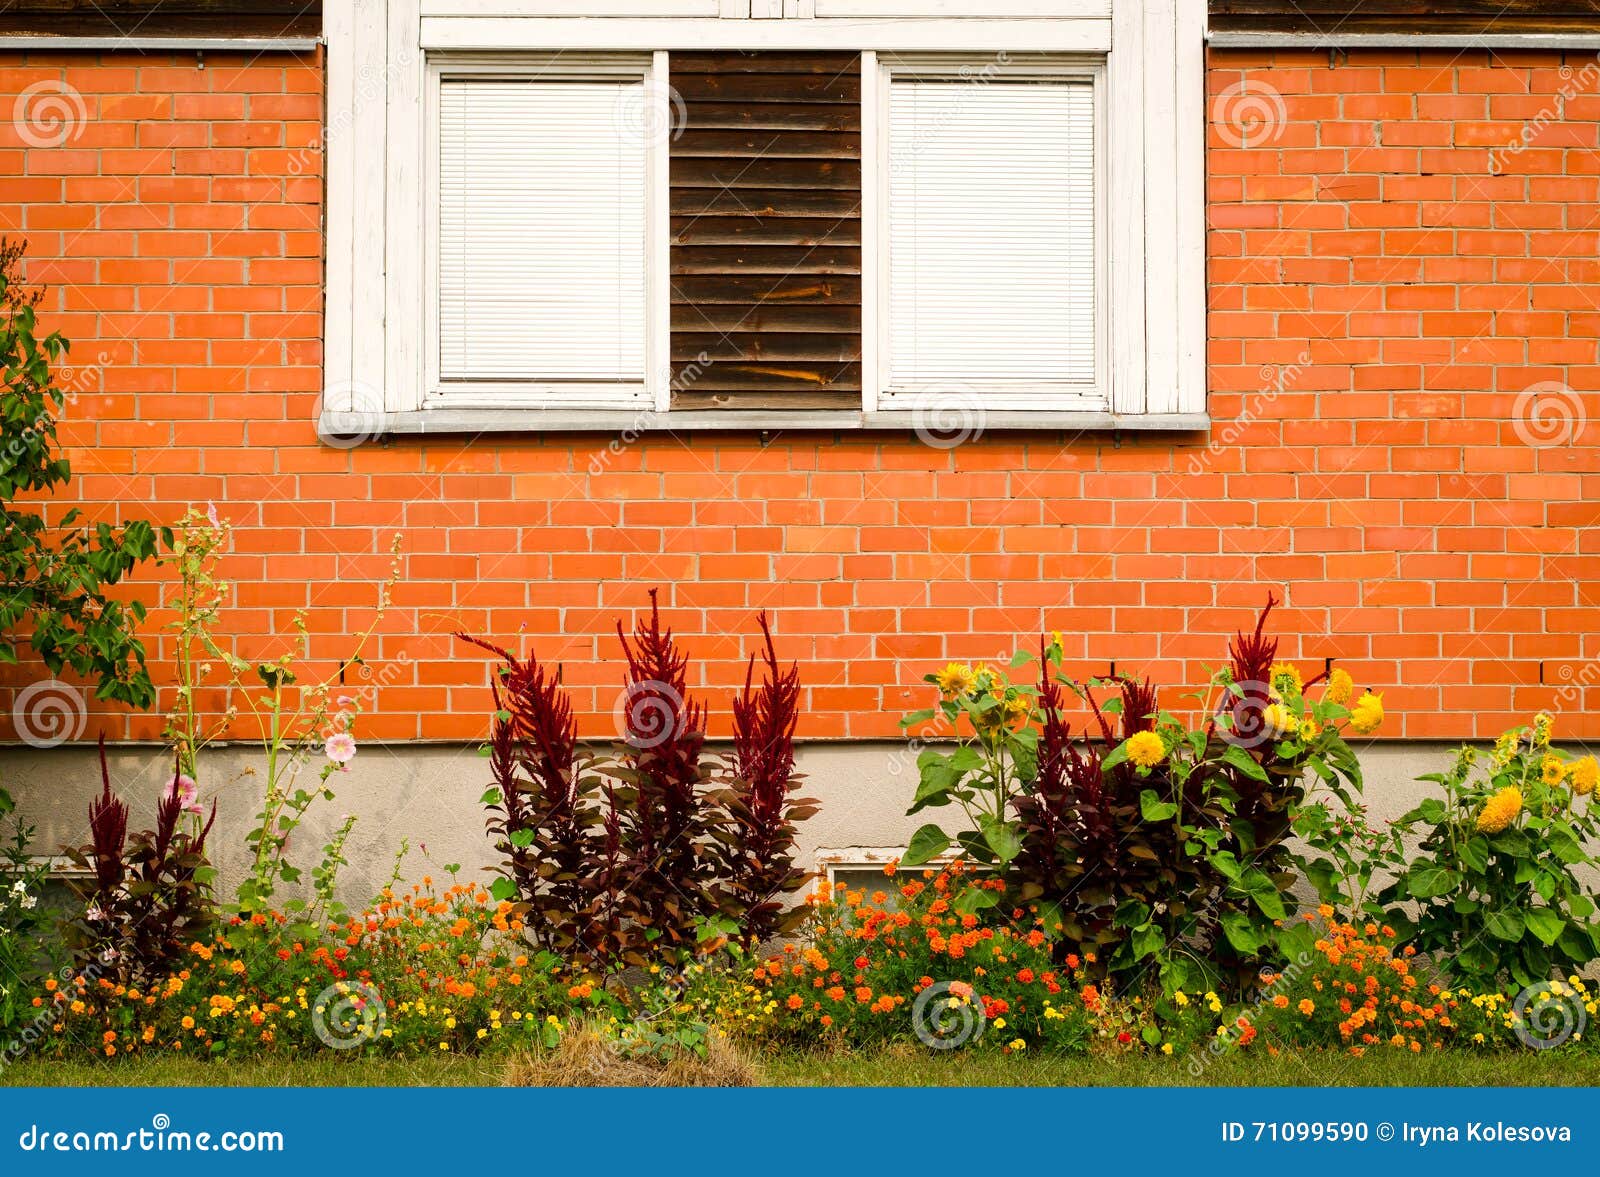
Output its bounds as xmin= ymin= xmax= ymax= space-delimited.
xmin=977 ymin=814 xmax=1022 ymax=866
xmin=1209 ymin=849 xmax=1243 ymax=881
xmin=1459 ymin=837 xmax=1489 ymax=874
xmin=507 ymin=829 xmax=535 ymax=849
xmin=1139 ymin=789 xmax=1178 ymax=823
xmin=902 ymin=823 xmax=951 ymax=868
xmin=952 ymin=887 xmax=1000 ymax=916
xmin=1220 ymin=911 xmax=1263 ymax=955
xmin=1241 ymin=868 xmax=1287 ymax=921
xmin=479 ymin=788 xmax=502 ymax=806
xmin=1130 ymin=923 xmax=1165 ymax=960
xmin=1525 ymin=906 xmax=1564 ymax=947
xmin=1484 ymin=908 xmax=1525 ymax=942
xmin=489 ymin=877 xmax=517 ymax=903
xmin=1405 ymin=864 xmax=1457 ymax=900
xmin=1490 ymin=828 xmax=1531 ymax=858
xmin=1220 ymin=744 xmax=1270 ymax=783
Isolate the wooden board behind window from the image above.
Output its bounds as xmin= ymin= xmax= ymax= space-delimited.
xmin=669 ymin=51 xmax=863 ymax=411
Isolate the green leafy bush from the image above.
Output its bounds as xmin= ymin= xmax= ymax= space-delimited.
xmin=0 ymin=239 xmax=158 ymax=705
xmin=1380 ymin=715 xmax=1600 ymax=989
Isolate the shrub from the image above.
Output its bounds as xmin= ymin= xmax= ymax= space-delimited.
xmin=63 ymin=740 xmax=217 ymax=991
xmin=610 ymin=590 xmax=721 ymax=957
xmin=464 ymin=631 xmax=608 ymax=967
xmin=0 ymin=238 xmax=159 ymax=705
xmin=0 ymin=786 xmax=53 ymax=1028
xmin=460 ymin=596 xmax=815 ymax=974
xmin=902 ymin=595 xmax=1377 ymax=997
xmin=158 ymin=506 xmax=403 ymax=918
xmin=43 ymin=877 xmax=604 ymax=1060
xmin=1380 ymin=715 xmax=1600 ymax=989
xmin=742 ymin=861 xmax=1094 ymax=1055
xmin=723 ymin=613 xmax=816 ymax=944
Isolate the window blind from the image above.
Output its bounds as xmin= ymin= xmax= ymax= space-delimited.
xmin=437 ymin=78 xmax=648 ymax=390
xmin=886 ymin=77 xmax=1096 ymax=390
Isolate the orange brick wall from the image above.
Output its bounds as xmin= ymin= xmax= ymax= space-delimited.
xmin=2 ymin=47 xmax=1598 ymax=746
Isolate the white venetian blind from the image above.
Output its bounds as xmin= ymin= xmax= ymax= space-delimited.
xmin=887 ymin=77 xmax=1096 ymax=390
xmin=437 ymin=77 xmax=647 ymax=391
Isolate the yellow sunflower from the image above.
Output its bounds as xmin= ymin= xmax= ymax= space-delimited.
xmin=934 ymin=662 xmax=978 ymax=696
xmin=1476 ymin=786 xmax=1523 ymax=835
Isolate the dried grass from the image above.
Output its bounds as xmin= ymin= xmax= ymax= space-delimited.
xmin=504 ymin=1022 xmax=764 ymax=1088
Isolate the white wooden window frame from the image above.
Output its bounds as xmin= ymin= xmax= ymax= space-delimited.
xmin=864 ymin=53 xmax=1108 ymax=413
xmin=423 ymin=53 xmax=670 ymax=411
xmin=323 ymin=0 xmax=1203 ymax=433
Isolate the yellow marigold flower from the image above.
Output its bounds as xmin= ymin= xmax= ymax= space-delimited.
xmin=1161 ymin=1042 xmax=1174 ymax=1055
xmin=1349 ymin=691 xmax=1384 ymax=735
xmin=1476 ymin=786 xmax=1523 ymax=834
xmin=1262 ymin=702 xmax=1300 ymax=736
xmin=1325 ymin=667 xmax=1354 ymax=705
xmin=935 ymin=662 xmax=978 ymax=696
xmin=1126 ymin=730 xmax=1166 ymax=768
xmin=1542 ymin=754 xmax=1566 ymax=787
xmin=1569 ymin=756 xmax=1598 ymax=797
xmin=1269 ymin=662 xmax=1303 ymax=698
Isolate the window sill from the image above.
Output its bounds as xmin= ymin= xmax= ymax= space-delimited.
xmin=318 ymin=408 xmax=1210 ymax=442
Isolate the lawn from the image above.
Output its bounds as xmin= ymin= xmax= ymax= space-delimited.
xmin=4 ymin=1049 xmax=1598 ymax=1088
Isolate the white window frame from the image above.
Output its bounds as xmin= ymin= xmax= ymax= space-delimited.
xmin=422 ymin=53 xmax=670 ymax=411
xmin=324 ymin=0 xmax=1204 ymax=433
xmin=865 ymin=53 xmax=1108 ymax=413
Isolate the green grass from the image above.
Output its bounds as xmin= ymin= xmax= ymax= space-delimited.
xmin=4 ymin=1048 xmax=1599 ymax=1087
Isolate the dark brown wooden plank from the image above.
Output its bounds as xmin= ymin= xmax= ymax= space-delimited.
xmin=673 ymin=361 xmax=861 ymax=392
xmin=669 ymin=51 xmax=863 ymax=413
xmin=671 ymin=245 xmax=859 ymax=276
xmin=673 ymin=333 xmax=863 ymax=363
xmin=670 ymin=275 xmax=861 ymax=306
xmin=681 ymin=102 xmax=861 ymax=132
xmin=0 ymin=0 xmax=319 ymax=35
xmin=671 ymin=304 xmax=860 ymax=334
xmin=671 ymin=187 xmax=862 ymax=218
xmin=672 ymin=72 xmax=861 ymax=104
xmin=673 ymin=388 xmax=861 ymax=411
xmin=673 ymin=157 xmax=861 ymax=191
xmin=670 ymin=51 xmax=862 ymax=76
xmin=672 ymin=216 xmax=862 ymax=247
xmin=1210 ymin=0 xmax=1600 ymax=33
xmin=673 ymin=129 xmax=861 ymax=160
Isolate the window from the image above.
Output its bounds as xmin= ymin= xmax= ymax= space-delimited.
xmin=877 ymin=59 xmax=1103 ymax=409
xmin=324 ymin=1 xmax=1204 ymax=434
xmin=426 ymin=56 xmax=665 ymax=409
xmin=432 ymin=70 xmax=650 ymax=406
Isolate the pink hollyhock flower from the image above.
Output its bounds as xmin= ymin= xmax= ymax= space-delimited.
xmin=162 ymin=773 xmax=203 ymax=816
xmin=325 ymin=732 xmax=357 ymax=767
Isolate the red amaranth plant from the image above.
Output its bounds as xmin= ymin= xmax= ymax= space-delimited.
xmin=66 ymin=739 xmax=216 ymax=990
xmin=612 ymin=589 xmax=717 ymax=957
xmin=724 ymin=613 xmax=817 ymax=943
xmin=457 ymin=633 xmax=607 ymax=967
xmin=459 ymin=592 xmax=816 ymax=972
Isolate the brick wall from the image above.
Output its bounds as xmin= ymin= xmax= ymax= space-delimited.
xmin=2 ymin=47 xmax=1598 ymax=746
